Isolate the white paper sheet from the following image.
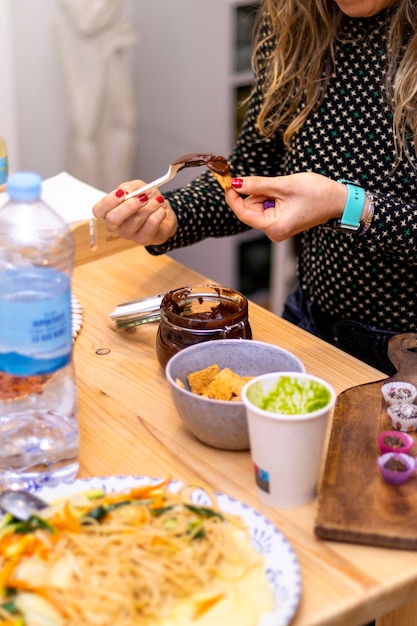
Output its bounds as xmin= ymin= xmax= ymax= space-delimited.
xmin=0 ymin=171 xmax=106 ymax=224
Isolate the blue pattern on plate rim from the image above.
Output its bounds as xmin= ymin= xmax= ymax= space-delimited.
xmin=29 ymin=475 xmax=302 ymax=626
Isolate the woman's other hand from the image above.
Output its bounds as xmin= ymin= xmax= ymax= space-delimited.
xmin=92 ymin=180 xmax=177 ymax=246
xmin=225 ymin=172 xmax=347 ymax=242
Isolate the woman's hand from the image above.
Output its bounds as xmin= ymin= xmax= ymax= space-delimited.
xmin=92 ymin=180 xmax=177 ymax=246
xmin=225 ymin=172 xmax=348 ymax=242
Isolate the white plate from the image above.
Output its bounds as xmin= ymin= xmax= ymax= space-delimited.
xmin=36 ymin=476 xmax=302 ymax=626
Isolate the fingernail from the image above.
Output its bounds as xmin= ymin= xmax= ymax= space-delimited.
xmin=138 ymin=193 xmax=149 ymax=202
xmin=231 ymin=178 xmax=244 ymax=189
xmin=115 ymin=189 xmax=125 ymax=198
xmin=263 ymin=199 xmax=275 ymax=209
xmin=155 ymin=196 xmax=164 ymax=204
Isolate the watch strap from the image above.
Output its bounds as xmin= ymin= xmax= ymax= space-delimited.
xmin=337 ymin=179 xmax=366 ymax=231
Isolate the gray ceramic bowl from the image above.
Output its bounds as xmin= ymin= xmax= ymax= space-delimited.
xmin=166 ymin=339 xmax=305 ymax=450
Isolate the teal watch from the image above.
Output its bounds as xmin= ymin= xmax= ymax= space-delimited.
xmin=327 ymin=179 xmax=366 ymax=232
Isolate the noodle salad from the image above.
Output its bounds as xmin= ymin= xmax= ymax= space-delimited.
xmin=0 ymin=479 xmax=273 ymax=626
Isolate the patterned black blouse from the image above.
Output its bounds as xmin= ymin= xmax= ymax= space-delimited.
xmin=147 ymin=10 xmax=417 ymax=334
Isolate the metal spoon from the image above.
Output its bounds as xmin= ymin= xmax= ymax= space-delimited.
xmin=124 ymin=152 xmax=222 ymax=200
xmin=0 ymin=489 xmax=48 ymax=521
xmin=124 ymin=159 xmax=189 ymax=200
xmin=109 ymin=292 xmax=166 ymax=328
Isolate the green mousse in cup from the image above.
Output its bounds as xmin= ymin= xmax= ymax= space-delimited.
xmin=242 ymin=372 xmax=336 ymax=509
xmin=249 ymin=374 xmax=331 ymax=415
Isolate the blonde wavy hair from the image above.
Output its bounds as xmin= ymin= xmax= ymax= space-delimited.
xmin=254 ymin=0 xmax=417 ymax=164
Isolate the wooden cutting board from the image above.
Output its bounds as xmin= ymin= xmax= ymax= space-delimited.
xmin=315 ymin=333 xmax=417 ymax=550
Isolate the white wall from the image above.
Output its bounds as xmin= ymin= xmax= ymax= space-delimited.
xmin=1 ymin=0 xmax=138 ymax=187
xmin=0 ymin=0 xmax=20 ymax=171
xmin=1 ymin=0 xmax=70 ymax=178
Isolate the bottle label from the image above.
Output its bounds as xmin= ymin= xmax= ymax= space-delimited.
xmin=0 ymin=155 xmax=8 ymax=185
xmin=0 ymin=267 xmax=72 ymax=376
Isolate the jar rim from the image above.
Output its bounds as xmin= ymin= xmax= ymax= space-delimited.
xmin=160 ymin=284 xmax=248 ymax=326
xmin=164 ymin=283 xmax=246 ymax=298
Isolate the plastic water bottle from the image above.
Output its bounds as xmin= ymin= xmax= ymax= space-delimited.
xmin=0 ymin=172 xmax=79 ymax=489
xmin=0 ymin=136 xmax=8 ymax=185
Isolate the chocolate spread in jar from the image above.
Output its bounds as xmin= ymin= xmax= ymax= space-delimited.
xmin=156 ymin=284 xmax=251 ymax=368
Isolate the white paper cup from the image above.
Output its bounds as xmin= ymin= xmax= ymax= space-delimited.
xmin=242 ymin=372 xmax=336 ymax=509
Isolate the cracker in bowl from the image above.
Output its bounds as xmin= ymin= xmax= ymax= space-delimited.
xmin=183 ymin=364 xmax=253 ymax=401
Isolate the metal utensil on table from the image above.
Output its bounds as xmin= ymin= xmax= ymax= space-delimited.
xmin=109 ymin=293 xmax=167 ymax=329
xmin=124 ymin=153 xmax=214 ymax=200
xmin=0 ymin=489 xmax=49 ymax=521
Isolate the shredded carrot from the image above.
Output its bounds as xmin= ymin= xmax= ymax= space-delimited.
xmin=148 ymin=495 xmax=166 ymax=510
xmin=0 ymin=535 xmax=45 ymax=560
xmin=150 ymin=535 xmax=170 ymax=547
xmin=50 ymin=501 xmax=81 ymax=533
xmin=0 ymin=534 xmax=18 ymax=555
xmin=193 ymin=593 xmax=224 ymax=618
xmin=100 ymin=478 xmax=171 ymax=506
xmin=5 ymin=579 xmax=35 ymax=592
xmin=0 ymin=557 xmax=19 ymax=589
xmin=35 ymin=544 xmax=52 ymax=561
xmin=6 ymin=581 xmax=68 ymax=617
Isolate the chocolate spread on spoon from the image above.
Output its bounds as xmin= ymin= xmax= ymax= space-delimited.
xmin=171 ymin=153 xmax=231 ymax=176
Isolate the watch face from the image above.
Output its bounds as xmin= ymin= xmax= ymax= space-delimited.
xmin=322 ymin=219 xmax=360 ymax=233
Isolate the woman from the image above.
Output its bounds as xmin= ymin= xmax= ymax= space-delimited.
xmin=93 ymin=0 xmax=417 ymax=374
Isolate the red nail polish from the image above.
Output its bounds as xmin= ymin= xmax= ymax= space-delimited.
xmin=138 ymin=193 xmax=149 ymax=202
xmin=115 ymin=189 xmax=125 ymax=198
xmin=231 ymin=178 xmax=244 ymax=189
xmin=156 ymin=196 xmax=164 ymax=204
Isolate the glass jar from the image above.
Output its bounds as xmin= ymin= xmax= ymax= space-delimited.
xmin=156 ymin=284 xmax=252 ymax=368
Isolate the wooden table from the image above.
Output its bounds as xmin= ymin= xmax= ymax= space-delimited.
xmin=72 ymin=246 xmax=417 ymax=626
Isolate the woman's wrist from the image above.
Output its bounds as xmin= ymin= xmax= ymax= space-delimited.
xmin=334 ymin=181 xmax=348 ymax=219
xmin=324 ymin=180 xmax=373 ymax=234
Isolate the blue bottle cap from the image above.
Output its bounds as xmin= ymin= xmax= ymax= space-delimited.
xmin=7 ymin=172 xmax=42 ymax=202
